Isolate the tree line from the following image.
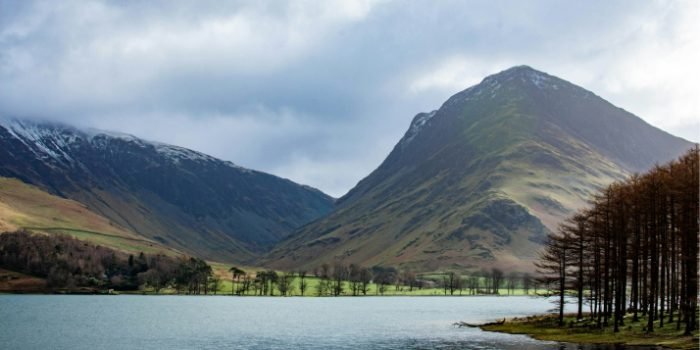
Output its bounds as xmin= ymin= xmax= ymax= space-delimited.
xmin=0 ymin=230 xmax=216 ymax=293
xmin=226 ymin=262 xmax=536 ymax=297
xmin=440 ymin=269 xmax=536 ymax=295
xmin=538 ymin=148 xmax=698 ymax=335
xmin=0 ymin=229 xmax=537 ymax=296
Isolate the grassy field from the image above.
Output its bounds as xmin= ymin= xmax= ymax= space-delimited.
xmin=482 ymin=313 xmax=699 ymax=350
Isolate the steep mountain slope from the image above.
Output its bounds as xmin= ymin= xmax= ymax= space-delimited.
xmin=265 ymin=65 xmax=692 ymax=272
xmin=0 ymin=177 xmax=179 ymax=255
xmin=0 ymin=120 xmax=334 ymax=263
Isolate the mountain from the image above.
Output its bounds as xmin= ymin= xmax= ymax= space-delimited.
xmin=264 ymin=65 xmax=692 ymax=272
xmin=0 ymin=119 xmax=334 ymax=263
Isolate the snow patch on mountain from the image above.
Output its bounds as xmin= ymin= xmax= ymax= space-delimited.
xmin=522 ymin=69 xmax=552 ymax=89
xmin=154 ymin=143 xmax=218 ymax=163
xmin=0 ymin=118 xmax=78 ymax=164
xmin=85 ymin=128 xmax=141 ymax=143
xmin=401 ymin=110 xmax=437 ymax=148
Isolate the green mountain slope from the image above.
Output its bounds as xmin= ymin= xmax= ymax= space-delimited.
xmin=264 ymin=66 xmax=692 ymax=272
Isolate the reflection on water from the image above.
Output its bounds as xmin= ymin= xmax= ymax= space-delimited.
xmin=0 ymin=295 xmax=660 ymax=350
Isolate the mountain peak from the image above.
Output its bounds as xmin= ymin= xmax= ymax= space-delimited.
xmin=442 ymin=65 xmax=563 ymax=110
xmin=483 ymin=65 xmax=556 ymax=89
xmin=500 ymin=64 xmax=539 ymax=73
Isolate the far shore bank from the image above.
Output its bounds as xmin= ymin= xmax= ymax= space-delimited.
xmin=481 ymin=313 xmax=698 ymax=350
xmin=0 ymin=289 xmax=536 ymax=297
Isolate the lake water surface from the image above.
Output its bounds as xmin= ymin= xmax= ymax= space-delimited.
xmin=0 ymin=295 xmax=657 ymax=349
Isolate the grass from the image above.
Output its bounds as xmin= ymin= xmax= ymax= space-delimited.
xmin=482 ymin=313 xmax=699 ymax=350
xmin=24 ymin=227 xmax=171 ymax=255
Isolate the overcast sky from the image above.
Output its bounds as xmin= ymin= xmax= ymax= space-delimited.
xmin=1 ymin=0 xmax=698 ymax=197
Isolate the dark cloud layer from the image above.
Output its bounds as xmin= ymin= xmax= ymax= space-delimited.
xmin=1 ymin=0 xmax=697 ymax=196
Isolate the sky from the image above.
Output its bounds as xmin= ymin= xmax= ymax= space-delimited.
xmin=0 ymin=0 xmax=698 ymax=197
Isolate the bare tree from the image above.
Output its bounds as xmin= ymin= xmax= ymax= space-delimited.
xmin=316 ymin=263 xmax=331 ymax=296
xmin=536 ymin=229 xmax=570 ymax=326
xmin=209 ymin=275 xmax=221 ymax=295
xmin=277 ymin=271 xmax=295 ymax=296
xmin=522 ymin=273 xmax=532 ymax=295
xmin=229 ymin=266 xmax=244 ymax=295
xmin=331 ymin=262 xmax=348 ymax=296
xmin=298 ymin=271 xmax=307 ymax=296
xmin=491 ymin=268 xmax=503 ymax=295
xmin=359 ymin=267 xmax=372 ymax=295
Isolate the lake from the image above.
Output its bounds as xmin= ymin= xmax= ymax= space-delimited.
xmin=0 ymin=295 xmax=657 ymax=349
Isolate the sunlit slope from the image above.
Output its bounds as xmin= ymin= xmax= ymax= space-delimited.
xmin=0 ymin=177 xmax=178 ymax=255
xmin=264 ymin=66 xmax=691 ymax=272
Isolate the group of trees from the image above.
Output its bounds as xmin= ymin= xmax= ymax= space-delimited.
xmin=314 ymin=264 xmax=425 ymax=296
xmin=226 ymin=263 xmax=408 ymax=296
xmin=225 ymin=268 xmax=300 ymax=296
xmin=309 ymin=263 xmax=374 ymax=296
xmin=538 ymin=148 xmax=698 ymax=335
xmin=439 ymin=269 xmax=535 ymax=295
xmin=0 ymin=230 xmax=215 ymax=293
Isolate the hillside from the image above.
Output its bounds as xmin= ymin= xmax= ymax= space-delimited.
xmin=0 ymin=121 xmax=335 ymax=263
xmin=0 ymin=177 xmax=178 ymax=255
xmin=264 ymin=65 xmax=692 ymax=272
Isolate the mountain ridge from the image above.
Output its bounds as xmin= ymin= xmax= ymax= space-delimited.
xmin=0 ymin=118 xmax=335 ymax=263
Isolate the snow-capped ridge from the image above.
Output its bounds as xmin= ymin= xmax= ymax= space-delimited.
xmin=0 ymin=118 xmax=251 ymax=172
xmin=0 ymin=118 xmax=81 ymax=164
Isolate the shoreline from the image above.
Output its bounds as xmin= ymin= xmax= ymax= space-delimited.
xmin=481 ymin=314 xmax=698 ymax=350
xmin=0 ymin=290 xmax=533 ymax=297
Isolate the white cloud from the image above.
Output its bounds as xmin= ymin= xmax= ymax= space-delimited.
xmin=593 ymin=1 xmax=700 ymax=139
xmin=407 ymin=56 xmax=519 ymax=95
xmin=271 ymin=155 xmax=375 ymax=199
